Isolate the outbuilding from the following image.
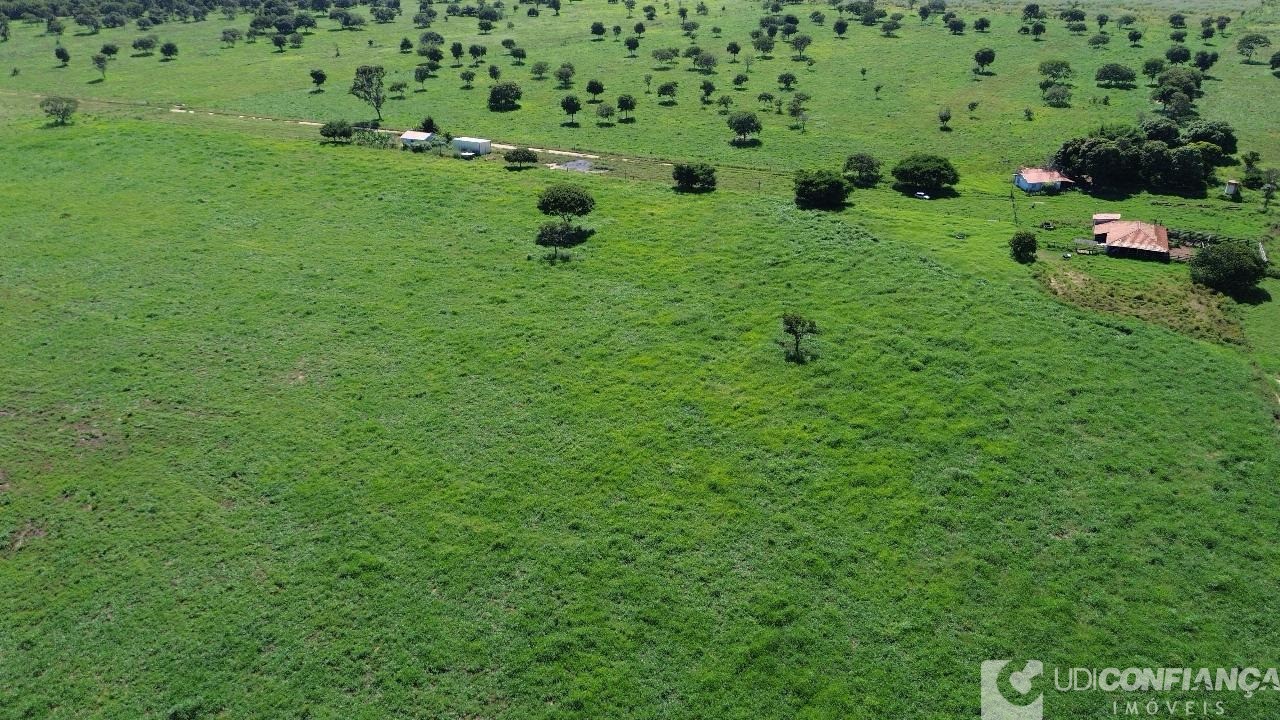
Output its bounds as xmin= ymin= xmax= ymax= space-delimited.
xmin=451 ymin=136 xmax=492 ymax=156
xmin=1013 ymin=167 xmax=1073 ymax=193
xmin=1093 ymin=220 xmax=1170 ymax=262
xmin=400 ymin=130 xmax=434 ymax=147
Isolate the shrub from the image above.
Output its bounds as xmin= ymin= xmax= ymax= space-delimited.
xmin=1009 ymin=230 xmax=1038 ymax=263
xmin=1190 ymin=241 xmax=1266 ymax=294
xmin=891 ymin=154 xmax=960 ymax=192
xmin=319 ymin=119 xmax=354 ymax=141
xmin=503 ymin=147 xmax=539 ymax=166
xmin=672 ymin=162 xmax=717 ymax=192
xmin=793 ymin=169 xmax=850 ymax=209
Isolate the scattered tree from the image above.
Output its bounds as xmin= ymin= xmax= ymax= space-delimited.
xmin=349 ymin=65 xmax=387 ymax=120
xmin=727 ymin=110 xmax=761 ymax=142
xmin=673 ymin=162 xmax=717 ymax=192
xmin=488 ymin=81 xmax=522 ymax=111
xmin=974 ymin=48 xmax=996 ymax=74
xmin=617 ymin=93 xmax=637 ymax=120
xmin=39 ymin=96 xmax=78 ymax=124
xmin=793 ymin=169 xmax=849 ymax=209
xmin=536 ymin=184 xmax=596 ymax=260
xmin=1190 ymin=241 xmax=1266 ymax=294
xmin=842 ymin=153 xmax=882 ymax=187
xmin=1237 ymin=33 xmax=1271 ymax=63
xmin=504 ymin=147 xmax=539 ymax=167
xmin=779 ymin=312 xmax=819 ymax=362
xmin=160 ymin=42 xmax=178 ymax=60
xmin=891 ymin=154 xmax=960 ymax=192
xmin=1095 ymin=63 xmax=1136 ymax=87
xmin=1009 ymin=230 xmax=1037 ymax=263
xmin=560 ymin=94 xmax=582 ymax=121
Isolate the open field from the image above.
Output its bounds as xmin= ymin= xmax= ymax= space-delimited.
xmin=4 ymin=0 xmax=1280 ymax=717
xmin=3 ymin=103 xmax=1280 ymax=719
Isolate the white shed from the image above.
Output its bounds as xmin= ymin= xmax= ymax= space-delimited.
xmin=400 ymin=130 xmax=434 ymax=147
xmin=452 ymin=136 xmax=492 ymax=155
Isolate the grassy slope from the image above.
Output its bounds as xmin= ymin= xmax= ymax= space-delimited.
xmin=1 ymin=0 xmax=1278 ymax=175
xmin=2 ymin=113 xmax=1280 ymax=718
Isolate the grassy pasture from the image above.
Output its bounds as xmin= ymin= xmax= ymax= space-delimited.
xmin=1 ymin=0 xmax=1278 ymax=177
xmin=2 ymin=108 xmax=1280 ymax=718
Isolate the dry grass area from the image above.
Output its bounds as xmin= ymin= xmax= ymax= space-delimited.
xmin=1037 ymin=264 xmax=1247 ymax=345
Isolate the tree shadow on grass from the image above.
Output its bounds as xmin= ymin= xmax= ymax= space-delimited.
xmin=1225 ymin=285 xmax=1272 ymax=305
xmin=539 ymin=226 xmax=596 ymax=263
xmin=560 ymin=120 xmax=580 ymax=128
xmin=87 ymin=77 xmax=104 ymax=84
xmin=504 ymin=165 xmax=538 ymax=172
xmin=729 ymin=137 xmax=762 ymax=148
xmin=891 ymin=184 xmax=959 ymax=199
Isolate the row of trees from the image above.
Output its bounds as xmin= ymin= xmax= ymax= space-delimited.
xmin=793 ymin=153 xmax=959 ymax=208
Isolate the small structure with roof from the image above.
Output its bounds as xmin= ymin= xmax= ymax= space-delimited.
xmin=451 ymin=136 xmax=492 ymax=157
xmin=1014 ymin=167 xmax=1074 ymax=193
xmin=400 ymin=130 xmax=434 ymax=148
xmin=1223 ymin=179 xmax=1241 ymax=198
xmin=1093 ymin=217 xmax=1170 ymax=261
xmin=1092 ymin=212 xmax=1123 ymax=226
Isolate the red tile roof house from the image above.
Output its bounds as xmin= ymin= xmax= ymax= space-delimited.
xmin=1093 ymin=220 xmax=1171 ymax=261
xmin=1013 ymin=167 xmax=1074 ymax=193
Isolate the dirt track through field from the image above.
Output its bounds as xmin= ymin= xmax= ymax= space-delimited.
xmin=0 ymin=88 xmax=789 ymax=191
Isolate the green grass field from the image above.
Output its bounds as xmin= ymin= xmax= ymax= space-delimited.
xmin=4 ymin=1 xmax=1280 ymax=718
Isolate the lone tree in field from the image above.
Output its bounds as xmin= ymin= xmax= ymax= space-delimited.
xmin=672 ymin=162 xmax=716 ymax=192
xmin=310 ymin=68 xmax=327 ymax=92
xmin=586 ymin=79 xmax=605 ymax=101
xmin=727 ymin=111 xmax=761 ymax=143
xmin=92 ymin=53 xmax=108 ymax=79
xmin=350 ymin=65 xmax=387 ymax=119
xmin=39 ymin=96 xmax=78 ymax=125
xmin=160 ymin=41 xmax=178 ymax=60
xmin=891 ymin=154 xmax=960 ymax=193
xmin=1009 ymin=230 xmax=1038 ymax=264
xmin=793 ymin=169 xmax=850 ymax=209
xmin=536 ymin=184 xmax=596 ymax=260
xmin=54 ymin=46 xmax=70 ymax=66
xmin=937 ymin=106 xmax=952 ymax=130
xmin=560 ymin=94 xmax=582 ymax=122
xmin=1190 ymin=241 xmax=1266 ymax=294
xmin=974 ymin=47 xmax=996 ymax=74
xmin=503 ymin=147 xmax=539 ymax=167
xmin=780 ymin=312 xmax=819 ymax=363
